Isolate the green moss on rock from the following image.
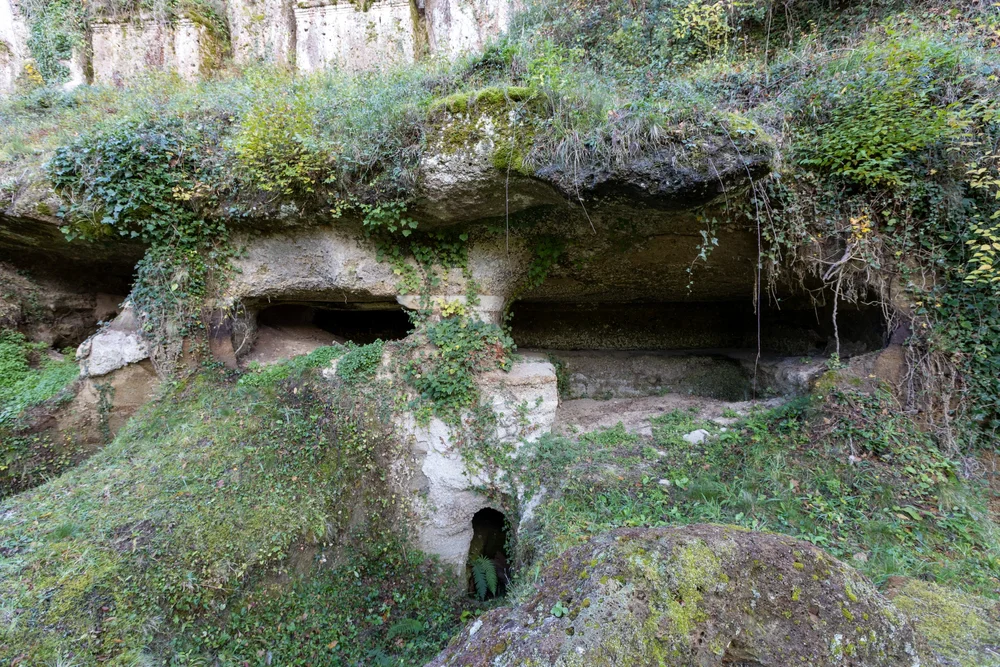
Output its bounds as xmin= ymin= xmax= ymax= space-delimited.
xmin=887 ymin=577 xmax=1000 ymax=667
xmin=428 ymin=525 xmax=924 ymax=666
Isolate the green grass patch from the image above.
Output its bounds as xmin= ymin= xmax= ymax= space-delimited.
xmin=0 ymin=358 xmax=465 ymax=664
xmin=0 ymin=330 xmax=81 ymax=497
xmin=517 ymin=392 xmax=1000 ymax=598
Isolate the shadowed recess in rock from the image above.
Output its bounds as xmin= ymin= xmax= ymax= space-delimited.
xmin=240 ymin=301 xmax=412 ymax=365
xmin=258 ymin=302 xmax=413 ymax=344
xmin=467 ymin=508 xmax=511 ymax=600
xmin=509 ymin=298 xmax=888 ymax=401
xmin=508 ymin=299 xmax=887 ymax=354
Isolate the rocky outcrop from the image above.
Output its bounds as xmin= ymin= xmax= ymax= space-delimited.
xmin=76 ymin=305 xmax=150 ymax=378
xmin=430 ymin=524 xmax=923 ymax=666
xmin=400 ymin=353 xmax=557 ymax=569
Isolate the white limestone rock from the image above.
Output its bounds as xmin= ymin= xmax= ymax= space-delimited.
xmin=76 ymin=306 xmax=150 ymax=378
xmin=682 ymin=428 xmax=710 ymax=445
xmin=398 ymin=354 xmax=558 ymax=570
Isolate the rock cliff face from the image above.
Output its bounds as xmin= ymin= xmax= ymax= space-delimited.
xmin=0 ymin=125 xmax=896 ymax=573
xmin=0 ymin=0 xmax=519 ymax=94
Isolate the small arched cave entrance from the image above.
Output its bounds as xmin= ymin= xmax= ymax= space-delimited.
xmin=467 ymin=508 xmax=511 ymax=601
xmin=242 ymin=301 xmax=412 ymax=365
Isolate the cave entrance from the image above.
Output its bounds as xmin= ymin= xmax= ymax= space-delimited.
xmin=243 ymin=301 xmax=412 ymax=366
xmin=508 ymin=298 xmax=887 ymax=401
xmin=258 ymin=302 xmax=412 ymax=345
xmin=467 ymin=508 xmax=511 ymax=601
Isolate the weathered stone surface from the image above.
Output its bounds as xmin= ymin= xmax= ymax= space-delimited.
xmin=77 ymin=306 xmax=150 ymax=377
xmin=0 ymin=206 xmax=144 ymax=289
xmin=429 ymin=524 xmax=923 ymax=667
xmin=537 ymin=137 xmax=772 ymax=204
xmin=226 ymin=227 xmax=400 ymax=305
xmin=74 ymin=360 xmax=160 ymax=435
xmin=0 ymin=262 xmax=126 ymax=348
xmin=295 ymin=0 xmax=416 ymax=73
xmin=92 ymin=17 xmax=207 ymax=84
xmin=539 ymin=350 xmax=760 ymax=401
xmin=224 ymin=227 xmax=532 ymax=345
xmin=415 ymin=113 xmax=567 ymax=225
xmin=227 ymin=0 xmax=294 ymax=66
xmin=0 ymin=0 xmax=29 ymax=96
xmin=425 ymin=0 xmax=517 ymax=57
xmin=885 ymin=577 xmax=1000 ymax=667
xmin=400 ymin=353 xmax=557 ymax=570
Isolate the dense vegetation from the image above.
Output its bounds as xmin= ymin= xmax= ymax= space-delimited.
xmin=517 ymin=391 xmax=1000 ymax=597
xmin=1 ymin=0 xmax=1000 ymax=663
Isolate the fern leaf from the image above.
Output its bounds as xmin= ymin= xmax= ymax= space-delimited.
xmin=484 ymin=558 xmax=498 ymax=595
xmin=472 ymin=556 xmax=498 ymax=600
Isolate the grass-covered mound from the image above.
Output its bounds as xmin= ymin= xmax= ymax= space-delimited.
xmin=0 ymin=349 xmax=466 ymax=665
xmin=516 ymin=390 xmax=1000 ymax=599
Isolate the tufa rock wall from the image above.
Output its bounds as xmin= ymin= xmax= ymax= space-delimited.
xmin=424 ymin=0 xmax=518 ymax=58
xmin=295 ymin=0 xmax=416 ymax=73
xmin=92 ymin=17 xmax=210 ymax=84
xmin=0 ymin=0 xmax=29 ymax=95
xmin=2 ymin=0 xmax=515 ymax=89
xmin=227 ymin=0 xmax=295 ymax=66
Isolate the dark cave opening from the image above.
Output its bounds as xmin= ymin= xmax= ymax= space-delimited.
xmin=242 ymin=301 xmax=413 ymax=365
xmin=508 ymin=298 xmax=888 ymax=400
xmin=508 ymin=298 xmax=887 ymax=355
xmin=467 ymin=508 xmax=511 ymax=600
xmin=257 ymin=302 xmax=413 ymax=345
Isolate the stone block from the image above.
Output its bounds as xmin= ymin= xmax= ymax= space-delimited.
xmin=92 ymin=17 xmax=207 ymax=84
xmin=295 ymin=0 xmax=415 ymax=73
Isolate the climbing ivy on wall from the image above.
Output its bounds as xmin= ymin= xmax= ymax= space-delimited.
xmin=20 ymin=0 xmax=86 ymax=84
xmin=48 ymin=118 xmax=230 ymax=370
xmin=757 ymin=30 xmax=1000 ymax=443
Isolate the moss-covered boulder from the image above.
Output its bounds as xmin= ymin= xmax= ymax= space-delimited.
xmin=429 ymin=524 xmax=922 ymax=666
xmin=886 ymin=577 xmax=1000 ymax=667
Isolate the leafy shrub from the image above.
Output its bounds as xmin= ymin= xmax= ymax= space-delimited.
xmin=336 ymin=340 xmax=386 ymax=384
xmin=231 ymin=74 xmax=331 ymax=196
xmin=404 ymin=315 xmax=514 ymax=421
xmin=47 ymin=118 xmax=220 ymax=244
xmin=471 ymin=556 xmax=498 ymax=600
xmin=793 ymin=39 xmax=967 ymax=188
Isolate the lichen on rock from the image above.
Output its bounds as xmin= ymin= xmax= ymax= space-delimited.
xmin=886 ymin=577 xmax=1000 ymax=667
xmin=428 ymin=524 xmax=924 ymax=666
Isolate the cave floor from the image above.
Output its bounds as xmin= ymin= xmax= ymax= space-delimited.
xmin=555 ymin=393 xmax=785 ymax=437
